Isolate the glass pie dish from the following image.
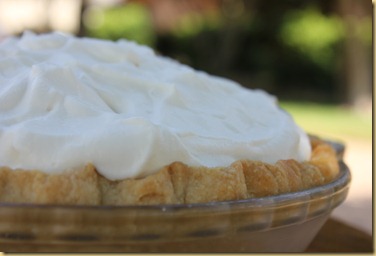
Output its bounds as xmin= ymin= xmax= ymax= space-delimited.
xmin=0 ymin=141 xmax=350 ymax=253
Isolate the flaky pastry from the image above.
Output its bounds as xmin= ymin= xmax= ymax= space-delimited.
xmin=0 ymin=137 xmax=339 ymax=205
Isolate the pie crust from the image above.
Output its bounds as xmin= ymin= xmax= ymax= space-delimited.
xmin=0 ymin=136 xmax=339 ymax=205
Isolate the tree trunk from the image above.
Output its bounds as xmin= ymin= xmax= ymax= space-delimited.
xmin=337 ymin=0 xmax=372 ymax=109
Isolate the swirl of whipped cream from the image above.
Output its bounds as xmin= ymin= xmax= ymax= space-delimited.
xmin=0 ymin=31 xmax=311 ymax=180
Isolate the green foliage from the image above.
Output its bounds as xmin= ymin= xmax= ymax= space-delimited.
xmin=171 ymin=10 xmax=222 ymax=39
xmin=280 ymin=7 xmax=345 ymax=69
xmin=85 ymin=3 xmax=155 ymax=46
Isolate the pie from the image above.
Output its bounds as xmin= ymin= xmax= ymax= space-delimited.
xmin=0 ymin=135 xmax=339 ymax=205
xmin=0 ymin=32 xmax=340 ymax=206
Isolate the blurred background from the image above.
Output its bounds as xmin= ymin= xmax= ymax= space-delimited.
xmin=0 ymin=0 xmax=372 ymax=235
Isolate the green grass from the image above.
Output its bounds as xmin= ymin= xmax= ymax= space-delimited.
xmin=280 ymin=101 xmax=372 ymax=141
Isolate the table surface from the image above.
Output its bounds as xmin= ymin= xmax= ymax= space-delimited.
xmin=306 ymin=217 xmax=373 ymax=253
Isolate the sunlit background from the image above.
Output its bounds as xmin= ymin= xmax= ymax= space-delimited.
xmin=0 ymin=0 xmax=372 ymax=235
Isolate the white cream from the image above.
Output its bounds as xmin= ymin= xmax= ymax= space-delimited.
xmin=0 ymin=31 xmax=311 ymax=180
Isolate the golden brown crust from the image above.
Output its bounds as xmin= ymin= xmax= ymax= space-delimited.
xmin=0 ymin=138 xmax=340 ymax=205
xmin=100 ymin=167 xmax=178 ymax=205
xmin=0 ymin=164 xmax=100 ymax=205
xmin=168 ymin=162 xmax=248 ymax=204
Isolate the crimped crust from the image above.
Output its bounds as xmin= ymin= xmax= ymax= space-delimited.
xmin=0 ymin=137 xmax=339 ymax=205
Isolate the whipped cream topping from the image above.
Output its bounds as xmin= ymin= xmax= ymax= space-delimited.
xmin=0 ymin=31 xmax=311 ymax=180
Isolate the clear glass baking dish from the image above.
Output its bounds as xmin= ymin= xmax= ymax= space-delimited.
xmin=0 ymin=141 xmax=350 ymax=253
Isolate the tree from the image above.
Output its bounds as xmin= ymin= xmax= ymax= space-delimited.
xmin=337 ymin=0 xmax=372 ymax=108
